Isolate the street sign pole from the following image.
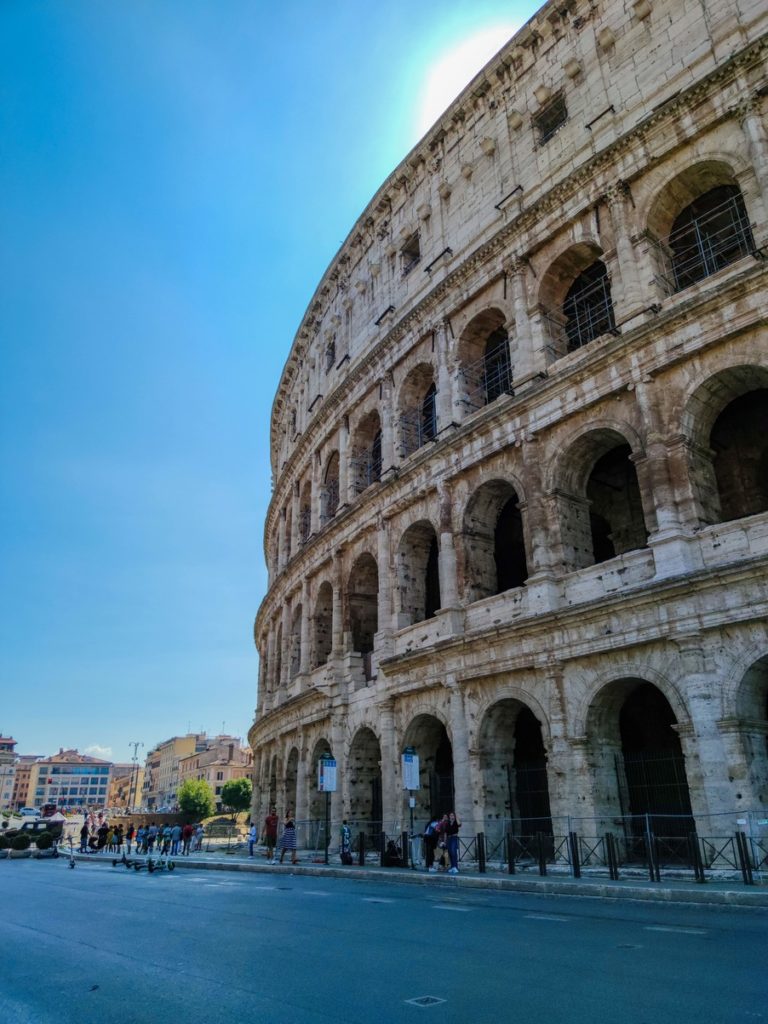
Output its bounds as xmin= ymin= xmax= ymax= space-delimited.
xmin=317 ymin=752 xmax=337 ymax=866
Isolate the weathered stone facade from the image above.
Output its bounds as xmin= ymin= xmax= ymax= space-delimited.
xmin=250 ymin=0 xmax=768 ymax=843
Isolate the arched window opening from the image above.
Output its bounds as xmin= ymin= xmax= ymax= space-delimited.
xmin=619 ymin=683 xmax=693 ymax=842
xmin=425 ymin=536 xmax=441 ymax=620
xmin=348 ymin=728 xmax=383 ymax=839
xmin=563 ymin=260 xmax=616 ymax=352
xmin=495 ymin=496 xmax=528 ymax=593
xmin=399 ymin=365 xmax=437 ymax=457
xmin=283 ymin=504 xmax=292 ymax=562
xmin=402 ymin=714 xmax=454 ymax=822
xmin=321 ymin=452 xmax=340 ymax=523
xmin=668 ymin=184 xmax=754 ymax=292
xmin=464 ymin=480 xmax=528 ymax=602
xmin=313 ymin=582 xmax=333 ymax=668
xmin=352 ymin=412 xmax=383 ymax=493
xmin=397 ymin=522 xmax=441 ymax=626
xmin=586 ymin=444 xmax=648 ymax=564
xmin=348 ymin=554 xmax=378 ymax=680
xmin=274 ymin=625 xmax=282 ymax=690
xmin=710 ymin=389 xmax=768 ymax=523
xmin=464 ymin=328 xmax=513 ymax=410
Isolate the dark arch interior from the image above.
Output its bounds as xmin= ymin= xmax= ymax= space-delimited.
xmin=425 ymin=536 xmax=441 ymax=619
xmin=710 ymin=389 xmax=768 ymax=522
xmin=494 ymin=496 xmax=528 ymax=592
xmin=587 ymin=444 xmax=648 ymax=563
xmin=669 ymin=184 xmax=753 ymax=291
xmin=563 ymin=259 xmax=615 ymax=352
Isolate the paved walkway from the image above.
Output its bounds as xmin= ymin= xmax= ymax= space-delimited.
xmin=65 ymin=846 xmax=768 ymax=908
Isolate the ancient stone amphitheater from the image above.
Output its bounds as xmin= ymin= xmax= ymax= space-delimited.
xmin=250 ymin=0 xmax=768 ymax=857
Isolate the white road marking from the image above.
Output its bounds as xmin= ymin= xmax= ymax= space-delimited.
xmin=525 ymin=914 xmax=569 ymax=922
xmin=362 ymin=897 xmax=394 ymax=904
xmin=304 ymin=890 xmax=332 ymax=897
xmin=432 ymin=904 xmax=471 ymax=912
xmin=644 ymin=926 xmax=707 ymax=935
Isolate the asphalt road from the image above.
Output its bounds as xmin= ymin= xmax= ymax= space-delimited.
xmin=0 ymin=859 xmax=765 ymax=1024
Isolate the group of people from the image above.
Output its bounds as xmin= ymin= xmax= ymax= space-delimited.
xmin=422 ymin=812 xmax=462 ymax=874
xmin=78 ymin=819 xmax=205 ymax=857
xmin=243 ymin=808 xmax=462 ymax=873
xmin=248 ymin=806 xmax=298 ymax=864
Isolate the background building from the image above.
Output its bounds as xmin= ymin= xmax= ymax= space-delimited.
xmin=31 ymin=749 xmax=113 ymax=811
xmin=177 ymin=735 xmax=253 ymax=812
xmin=0 ymin=736 xmax=17 ymax=810
xmin=250 ymin=0 xmax=768 ymax=852
xmin=10 ymin=754 xmax=42 ymax=811
xmin=141 ymin=733 xmax=207 ymax=810
xmin=107 ymin=763 xmax=145 ymax=811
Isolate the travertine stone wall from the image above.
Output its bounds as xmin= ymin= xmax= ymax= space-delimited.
xmin=250 ymin=0 xmax=768 ymax=841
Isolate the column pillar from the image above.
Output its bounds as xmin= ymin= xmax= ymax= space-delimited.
xmin=330 ymin=714 xmax=345 ymax=827
xmin=447 ymin=678 xmax=473 ymax=830
xmin=332 ymin=549 xmax=344 ymax=654
xmin=433 ymin=319 xmax=458 ymax=433
xmin=738 ymin=99 xmax=768 ymax=245
xmin=291 ymin=482 xmax=300 ymax=555
xmin=281 ymin=601 xmax=291 ymax=687
xmin=378 ymin=699 xmax=398 ymax=830
xmin=300 ymin=579 xmax=311 ymax=676
xmin=504 ymin=255 xmax=547 ymax=389
xmin=295 ymin=744 xmax=310 ymax=826
xmin=338 ymin=418 xmax=350 ymax=508
xmin=310 ymin=454 xmax=320 ymax=534
xmin=380 ymin=374 xmax=396 ymax=479
xmin=375 ymin=518 xmax=393 ymax=652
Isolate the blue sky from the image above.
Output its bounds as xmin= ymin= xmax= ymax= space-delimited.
xmin=1 ymin=1 xmax=535 ymax=763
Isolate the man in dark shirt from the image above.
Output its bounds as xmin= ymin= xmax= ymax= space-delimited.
xmin=264 ymin=806 xmax=278 ymax=864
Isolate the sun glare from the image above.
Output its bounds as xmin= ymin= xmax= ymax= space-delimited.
xmin=415 ymin=23 xmax=521 ymax=140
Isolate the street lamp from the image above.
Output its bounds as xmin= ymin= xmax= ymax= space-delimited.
xmin=128 ymin=741 xmax=143 ymax=813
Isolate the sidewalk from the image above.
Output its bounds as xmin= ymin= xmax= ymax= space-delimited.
xmin=69 ymin=846 xmax=768 ymax=908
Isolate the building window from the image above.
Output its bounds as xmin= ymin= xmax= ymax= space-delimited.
xmin=401 ymin=233 xmax=421 ymax=276
xmin=216 ymin=772 xmax=223 ymax=781
xmin=534 ymin=93 xmax=568 ymax=145
xmin=563 ymin=260 xmax=616 ymax=351
xmin=667 ymin=185 xmax=754 ymax=292
xmin=325 ymin=340 xmax=336 ymax=373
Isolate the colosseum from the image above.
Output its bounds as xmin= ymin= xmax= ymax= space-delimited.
xmin=250 ymin=0 xmax=768 ymax=864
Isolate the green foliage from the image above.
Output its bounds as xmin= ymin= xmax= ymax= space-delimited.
xmin=11 ymin=833 xmax=31 ymax=851
xmin=220 ymin=777 xmax=253 ymax=819
xmin=35 ymin=832 xmax=54 ymax=850
xmin=177 ymin=778 xmax=215 ymax=820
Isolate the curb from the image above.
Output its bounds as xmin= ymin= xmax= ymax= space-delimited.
xmin=68 ymin=852 xmax=768 ymax=908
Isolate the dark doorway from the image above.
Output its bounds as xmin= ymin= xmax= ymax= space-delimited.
xmin=429 ymin=731 xmax=455 ymax=819
xmin=495 ymin=496 xmax=528 ymax=591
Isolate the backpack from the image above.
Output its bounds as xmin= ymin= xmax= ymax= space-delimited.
xmin=424 ymin=821 xmax=437 ymax=837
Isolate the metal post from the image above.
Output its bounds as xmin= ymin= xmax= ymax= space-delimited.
xmin=506 ymin=832 xmax=515 ymax=875
xmin=735 ymin=832 xmax=754 ymax=886
xmin=379 ymin=831 xmax=386 ymax=868
xmin=477 ymin=832 xmax=486 ymax=874
xmin=324 ymin=792 xmax=329 ymax=865
xmin=605 ymin=832 xmax=619 ymax=881
xmin=358 ymin=831 xmax=365 ymax=867
xmin=568 ymin=831 xmax=581 ymax=878
xmin=401 ymin=830 xmax=409 ymax=869
xmin=644 ymin=814 xmax=656 ymax=882
xmin=689 ymin=832 xmax=706 ymax=883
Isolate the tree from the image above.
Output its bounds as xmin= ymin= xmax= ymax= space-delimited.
xmin=177 ymin=778 xmax=214 ymax=821
xmin=220 ymin=777 xmax=253 ymax=821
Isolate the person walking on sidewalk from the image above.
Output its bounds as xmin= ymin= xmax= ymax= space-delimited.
xmin=248 ymin=821 xmax=258 ymax=857
xmin=446 ymin=811 xmax=461 ymax=875
xmin=423 ymin=817 xmax=440 ymax=872
xmin=278 ymin=811 xmax=298 ymax=865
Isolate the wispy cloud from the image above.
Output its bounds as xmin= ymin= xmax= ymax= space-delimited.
xmin=84 ymin=744 xmax=112 ymax=759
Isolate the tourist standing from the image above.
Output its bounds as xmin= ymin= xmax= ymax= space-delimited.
xmin=278 ymin=812 xmax=298 ymax=865
xmin=263 ymin=805 xmax=278 ymax=864
xmin=248 ymin=821 xmax=258 ymax=857
xmin=446 ymin=811 xmax=461 ymax=875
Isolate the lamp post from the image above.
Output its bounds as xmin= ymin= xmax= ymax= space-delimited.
xmin=128 ymin=741 xmax=143 ymax=813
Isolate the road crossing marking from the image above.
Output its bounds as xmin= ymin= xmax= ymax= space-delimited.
xmin=644 ymin=926 xmax=707 ymax=935
xmin=525 ymin=914 xmax=569 ymax=922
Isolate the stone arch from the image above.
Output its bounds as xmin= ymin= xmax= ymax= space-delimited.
xmin=398 ymin=362 xmax=437 ymax=457
xmin=455 ymin=307 xmax=513 ymax=413
xmin=347 ymin=726 xmax=383 ymax=829
xmin=401 ymin=712 xmax=454 ymax=823
xmin=396 ymin=520 xmax=441 ymax=626
xmin=645 ymin=160 xmax=755 ymax=293
xmin=462 ymin=478 xmax=528 ymax=602
xmin=477 ymin=697 xmax=553 ymax=834
xmin=729 ymin=652 xmax=768 ymax=811
xmin=312 ymin=581 xmax=333 ymax=668
xmin=347 ymin=553 xmax=378 ymax=654
xmin=352 ymin=409 xmax=382 ymax=493
xmin=549 ymin=425 xmax=650 ymax=570
xmin=680 ymin=365 xmax=768 ymax=526
xmin=538 ymin=240 xmax=615 ymax=359
xmin=321 ymin=450 xmax=340 ymax=522
xmin=308 ymin=736 xmax=333 ymax=823
xmin=584 ymin=676 xmax=693 ymax=836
